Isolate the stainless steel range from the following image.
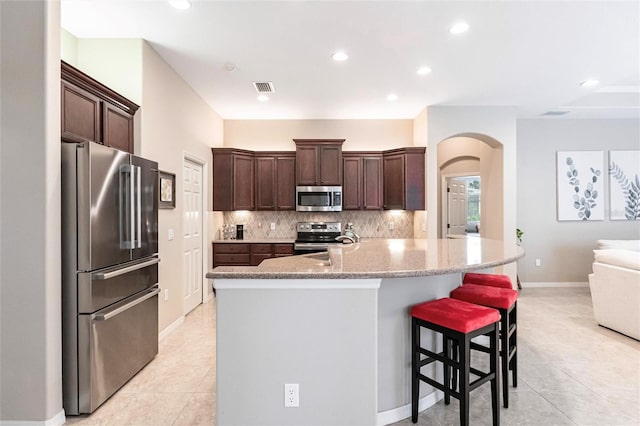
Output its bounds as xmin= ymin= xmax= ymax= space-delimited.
xmin=294 ymin=222 xmax=342 ymax=254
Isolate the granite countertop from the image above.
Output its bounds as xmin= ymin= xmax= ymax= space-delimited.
xmin=207 ymin=238 xmax=525 ymax=279
xmin=212 ymin=238 xmax=296 ymax=244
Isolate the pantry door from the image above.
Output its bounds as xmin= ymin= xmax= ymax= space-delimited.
xmin=183 ymin=157 xmax=204 ymax=314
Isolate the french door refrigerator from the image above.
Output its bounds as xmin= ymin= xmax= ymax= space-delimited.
xmin=61 ymin=141 xmax=160 ymax=415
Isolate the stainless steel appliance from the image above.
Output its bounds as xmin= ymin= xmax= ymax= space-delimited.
xmin=294 ymin=222 xmax=342 ymax=254
xmin=61 ymin=141 xmax=160 ymax=415
xmin=296 ymin=186 xmax=342 ymax=212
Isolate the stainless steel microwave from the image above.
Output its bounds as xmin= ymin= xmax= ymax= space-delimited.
xmin=296 ymin=186 xmax=342 ymax=212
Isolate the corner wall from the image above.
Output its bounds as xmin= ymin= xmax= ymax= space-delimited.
xmin=426 ymin=106 xmax=517 ymax=281
xmin=1 ymin=0 xmax=63 ymax=423
xmin=517 ymin=119 xmax=640 ymax=283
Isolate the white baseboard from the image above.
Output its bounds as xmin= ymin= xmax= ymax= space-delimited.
xmin=521 ymin=281 xmax=588 ymax=288
xmin=203 ymin=290 xmax=214 ymax=303
xmin=158 ymin=315 xmax=185 ymax=341
xmin=377 ymin=391 xmax=442 ymax=425
xmin=0 ymin=410 xmax=65 ymax=426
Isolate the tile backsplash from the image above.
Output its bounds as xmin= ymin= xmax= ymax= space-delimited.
xmin=221 ymin=210 xmax=414 ymax=239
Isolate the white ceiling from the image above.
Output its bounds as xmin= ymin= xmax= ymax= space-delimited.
xmin=61 ymin=0 xmax=640 ymax=120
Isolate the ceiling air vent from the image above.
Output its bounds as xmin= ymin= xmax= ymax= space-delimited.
xmin=253 ymin=81 xmax=275 ymax=93
xmin=541 ymin=110 xmax=570 ymax=116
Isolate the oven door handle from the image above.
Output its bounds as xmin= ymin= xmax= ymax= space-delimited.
xmin=93 ymin=287 xmax=161 ymax=321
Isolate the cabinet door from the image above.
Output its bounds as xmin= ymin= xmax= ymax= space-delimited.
xmin=362 ymin=156 xmax=383 ymax=210
xmin=342 ymin=157 xmax=361 ymax=210
xmin=383 ymin=154 xmax=405 ymax=210
xmin=212 ymin=151 xmax=233 ymax=211
xmin=318 ymin=145 xmax=342 ymax=185
xmin=296 ymin=145 xmax=318 ymax=185
xmin=233 ymin=154 xmax=255 ymax=210
xmin=404 ymin=151 xmax=425 ymax=211
xmin=256 ymin=157 xmax=276 ymax=210
xmin=61 ymin=81 xmax=101 ymax=143
xmin=250 ymin=243 xmax=273 ymax=266
xmin=276 ymin=156 xmax=296 ymax=210
xmin=103 ymin=103 xmax=134 ymax=153
xmin=273 ymin=244 xmax=294 ymax=257
xmin=213 ymin=243 xmax=251 ymax=267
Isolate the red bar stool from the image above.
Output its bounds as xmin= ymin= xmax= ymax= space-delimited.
xmin=450 ymin=283 xmax=518 ymax=408
xmin=411 ymin=298 xmax=500 ymax=426
xmin=463 ymin=272 xmax=513 ymax=289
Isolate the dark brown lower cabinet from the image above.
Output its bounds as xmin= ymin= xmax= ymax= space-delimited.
xmin=213 ymin=243 xmax=294 ymax=268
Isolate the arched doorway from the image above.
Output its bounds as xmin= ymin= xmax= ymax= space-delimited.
xmin=436 ymin=134 xmax=504 ymax=240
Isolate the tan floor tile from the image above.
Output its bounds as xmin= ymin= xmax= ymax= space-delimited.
xmin=173 ymin=393 xmax=216 ymax=426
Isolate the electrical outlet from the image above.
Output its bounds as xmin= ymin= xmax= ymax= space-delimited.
xmin=168 ymin=228 xmax=174 ymax=241
xmin=270 ymin=222 xmax=276 ymax=231
xmin=388 ymin=222 xmax=394 ymax=230
xmin=535 ymin=259 xmax=541 ymax=267
xmin=164 ymin=289 xmax=169 ymax=301
xmin=284 ymin=383 xmax=299 ymax=407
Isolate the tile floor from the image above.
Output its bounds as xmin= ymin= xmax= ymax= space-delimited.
xmin=65 ymin=302 xmax=216 ymax=426
xmin=65 ymin=287 xmax=639 ymax=426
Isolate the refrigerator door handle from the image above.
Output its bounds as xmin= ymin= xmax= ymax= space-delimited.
xmin=93 ymin=257 xmax=160 ymax=280
xmin=92 ymin=287 xmax=161 ymax=321
xmin=136 ymin=165 xmax=142 ymax=249
xmin=119 ymin=164 xmax=133 ymax=249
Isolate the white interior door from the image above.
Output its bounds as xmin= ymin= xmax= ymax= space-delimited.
xmin=183 ymin=158 xmax=203 ymax=314
xmin=447 ymin=178 xmax=468 ymax=237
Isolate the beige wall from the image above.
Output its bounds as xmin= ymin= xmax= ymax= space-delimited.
xmin=76 ymin=38 xmax=143 ymax=105
xmin=224 ymin=119 xmax=413 ymax=151
xmin=1 ymin=0 xmax=63 ymax=422
xmin=141 ymin=41 xmax=223 ymax=330
xmin=61 ymin=29 xmax=78 ymax=66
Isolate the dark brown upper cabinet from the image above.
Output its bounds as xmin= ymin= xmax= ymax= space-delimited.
xmin=255 ymin=152 xmax=296 ymax=210
xmin=382 ymin=147 xmax=426 ymax=211
xmin=61 ymin=61 xmax=138 ymax=153
xmin=294 ymin=139 xmax=344 ymax=186
xmin=342 ymin=152 xmax=383 ymax=210
xmin=212 ymin=148 xmax=255 ymax=211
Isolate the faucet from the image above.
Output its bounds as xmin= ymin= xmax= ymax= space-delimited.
xmin=339 ymin=222 xmax=360 ymax=243
xmin=335 ymin=235 xmax=356 ymax=244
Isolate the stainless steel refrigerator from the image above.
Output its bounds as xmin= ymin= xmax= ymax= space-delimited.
xmin=61 ymin=141 xmax=160 ymax=415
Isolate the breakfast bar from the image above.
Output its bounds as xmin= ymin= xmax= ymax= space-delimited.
xmin=207 ymin=238 xmax=524 ymax=426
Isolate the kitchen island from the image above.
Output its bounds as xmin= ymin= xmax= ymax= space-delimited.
xmin=207 ymin=238 xmax=524 ymax=426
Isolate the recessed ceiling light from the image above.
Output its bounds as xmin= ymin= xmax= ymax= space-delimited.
xmin=257 ymin=95 xmax=270 ymax=102
xmin=416 ymin=66 xmax=432 ymax=76
xmin=449 ymin=22 xmax=469 ymax=34
xmin=332 ymin=51 xmax=349 ymax=62
xmin=169 ymin=0 xmax=191 ymax=10
xmin=580 ymin=79 xmax=599 ymax=87
xmin=386 ymin=94 xmax=398 ymax=101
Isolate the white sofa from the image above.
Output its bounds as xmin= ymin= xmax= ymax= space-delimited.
xmin=588 ymin=240 xmax=640 ymax=340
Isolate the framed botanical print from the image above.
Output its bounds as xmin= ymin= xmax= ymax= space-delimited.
xmin=557 ymin=151 xmax=604 ymax=221
xmin=159 ymin=170 xmax=176 ymax=209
